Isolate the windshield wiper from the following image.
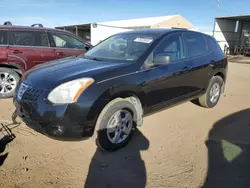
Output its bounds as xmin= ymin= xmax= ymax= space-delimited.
xmin=83 ymin=56 xmax=102 ymax=61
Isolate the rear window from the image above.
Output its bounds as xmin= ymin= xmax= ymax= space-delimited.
xmin=12 ymin=31 xmax=49 ymax=47
xmin=0 ymin=30 xmax=7 ymax=45
xmin=206 ymin=36 xmax=221 ymax=52
xmin=184 ymin=33 xmax=207 ymax=57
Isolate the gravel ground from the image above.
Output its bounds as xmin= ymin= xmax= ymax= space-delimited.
xmin=1 ymin=62 xmax=250 ymax=188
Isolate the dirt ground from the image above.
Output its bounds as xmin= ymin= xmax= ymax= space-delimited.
xmin=1 ymin=62 xmax=250 ymax=188
xmin=228 ymin=55 xmax=250 ymax=64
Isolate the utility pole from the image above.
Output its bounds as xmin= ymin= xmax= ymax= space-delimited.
xmin=213 ymin=0 xmax=220 ymax=36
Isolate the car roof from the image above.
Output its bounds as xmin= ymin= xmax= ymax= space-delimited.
xmin=0 ymin=25 xmax=92 ymax=45
xmin=0 ymin=25 xmax=72 ymax=33
xmin=117 ymin=28 xmax=205 ymax=36
xmin=118 ymin=28 xmax=172 ymax=35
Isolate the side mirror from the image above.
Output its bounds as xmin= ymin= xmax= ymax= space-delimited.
xmin=85 ymin=46 xmax=90 ymax=51
xmin=153 ymin=54 xmax=172 ymax=66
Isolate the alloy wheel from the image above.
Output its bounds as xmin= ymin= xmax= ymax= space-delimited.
xmin=106 ymin=109 xmax=133 ymax=144
xmin=0 ymin=72 xmax=17 ymax=94
xmin=210 ymin=82 xmax=220 ymax=103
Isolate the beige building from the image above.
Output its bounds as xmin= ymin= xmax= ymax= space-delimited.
xmin=56 ymin=14 xmax=197 ymax=45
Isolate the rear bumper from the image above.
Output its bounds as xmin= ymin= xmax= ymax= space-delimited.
xmin=13 ymin=98 xmax=96 ymax=141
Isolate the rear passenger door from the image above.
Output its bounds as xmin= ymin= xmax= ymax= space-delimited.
xmin=9 ymin=30 xmax=55 ymax=70
xmin=183 ymin=32 xmax=211 ymax=93
xmin=49 ymin=32 xmax=88 ymax=59
xmin=37 ymin=32 xmax=56 ymax=63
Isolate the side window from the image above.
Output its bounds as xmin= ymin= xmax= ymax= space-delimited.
xmin=154 ymin=34 xmax=184 ymax=62
xmin=0 ymin=30 xmax=7 ymax=45
xmin=52 ymin=33 xmax=86 ymax=49
xmin=206 ymin=36 xmax=221 ymax=52
xmin=53 ymin=34 xmax=66 ymax=48
xmin=37 ymin=32 xmax=49 ymax=47
xmin=184 ymin=33 xmax=207 ymax=57
xmin=12 ymin=31 xmax=49 ymax=47
xmin=12 ymin=31 xmax=35 ymax=46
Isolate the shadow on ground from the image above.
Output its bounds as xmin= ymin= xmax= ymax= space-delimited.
xmin=0 ymin=123 xmax=16 ymax=166
xmin=203 ymin=109 xmax=250 ymax=188
xmin=84 ymin=129 xmax=149 ymax=188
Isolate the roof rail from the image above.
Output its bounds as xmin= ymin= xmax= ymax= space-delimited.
xmin=31 ymin=23 xmax=43 ymax=28
xmin=3 ymin=21 xmax=12 ymax=25
xmin=171 ymin=27 xmax=188 ymax=30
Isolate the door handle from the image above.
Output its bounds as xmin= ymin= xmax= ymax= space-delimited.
xmin=182 ymin=67 xmax=191 ymax=72
xmin=56 ymin=52 xmax=65 ymax=56
xmin=12 ymin=50 xmax=23 ymax=54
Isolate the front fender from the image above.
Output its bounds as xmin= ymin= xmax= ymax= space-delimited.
xmin=85 ymin=83 xmax=146 ymax=126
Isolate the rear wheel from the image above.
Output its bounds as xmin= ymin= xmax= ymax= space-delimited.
xmin=198 ymin=76 xmax=223 ymax=108
xmin=95 ymin=98 xmax=136 ymax=152
xmin=0 ymin=68 xmax=20 ymax=98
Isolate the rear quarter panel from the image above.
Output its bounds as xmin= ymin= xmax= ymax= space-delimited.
xmin=0 ymin=46 xmax=8 ymax=60
xmin=209 ymin=50 xmax=228 ymax=82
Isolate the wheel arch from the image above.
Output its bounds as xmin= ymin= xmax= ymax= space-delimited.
xmin=214 ymin=71 xmax=226 ymax=93
xmin=86 ymin=87 xmax=145 ymax=127
xmin=214 ymin=72 xmax=225 ymax=81
xmin=0 ymin=63 xmax=25 ymax=76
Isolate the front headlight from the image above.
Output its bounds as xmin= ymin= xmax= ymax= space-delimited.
xmin=48 ymin=78 xmax=94 ymax=104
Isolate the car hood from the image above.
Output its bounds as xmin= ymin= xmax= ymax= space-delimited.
xmin=22 ymin=56 xmax=127 ymax=89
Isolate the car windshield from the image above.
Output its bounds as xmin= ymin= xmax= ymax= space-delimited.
xmin=84 ymin=33 xmax=157 ymax=61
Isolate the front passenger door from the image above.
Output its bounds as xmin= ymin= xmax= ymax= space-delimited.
xmin=143 ymin=33 xmax=193 ymax=109
xmin=50 ymin=32 xmax=89 ymax=59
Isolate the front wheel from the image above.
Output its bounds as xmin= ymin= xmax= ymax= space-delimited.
xmin=95 ymin=98 xmax=137 ymax=152
xmin=0 ymin=68 xmax=20 ymax=98
xmin=198 ymin=76 xmax=223 ymax=108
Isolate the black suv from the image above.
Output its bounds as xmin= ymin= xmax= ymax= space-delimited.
xmin=13 ymin=29 xmax=228 ymax=151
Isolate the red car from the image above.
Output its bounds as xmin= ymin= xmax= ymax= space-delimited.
xmin=0 ymin=23 xmax=92 ymax=98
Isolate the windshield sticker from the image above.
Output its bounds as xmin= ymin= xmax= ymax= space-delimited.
xmin=134 ymin=38 xmax=153 ymax=44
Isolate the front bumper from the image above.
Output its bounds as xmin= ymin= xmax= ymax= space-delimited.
xmin=13 ymin=93 xmax=96 ymax=141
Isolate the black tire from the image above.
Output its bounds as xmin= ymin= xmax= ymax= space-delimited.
xmin=95 ymin=98 xmax=137 ymax=152
xmin=198 ymin=76 xmax=223 ymax=108
xmin=0 ymin=68 xmax=20 ymax=98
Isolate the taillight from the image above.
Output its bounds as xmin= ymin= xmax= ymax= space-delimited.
xmin=224 ymin=53 xmax=228 ymax=61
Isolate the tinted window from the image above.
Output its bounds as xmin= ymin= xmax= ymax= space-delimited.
xmin=52 ymin=33 xmax=86 ymax=49
xmin=12 ymin=31 xmax=49 ymax=47
xmin=184 ymin=33 xmax=207 ymax=57
xmin=154 ymin=34 xmax=184 ymax=62
xmin=38 ymin=32 xmax=49 ymax=47
xmin=206 ymin=36 xmax=221 ymax=52
xmin=0 ymin=30 xmax=7 ymax=45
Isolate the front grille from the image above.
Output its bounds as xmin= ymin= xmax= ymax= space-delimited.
xmin=22 ymin=87 xmax=45 ymax=102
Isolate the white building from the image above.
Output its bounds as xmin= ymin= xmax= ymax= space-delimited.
xmin=56 ymin=15 xmax=197 ymax=45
